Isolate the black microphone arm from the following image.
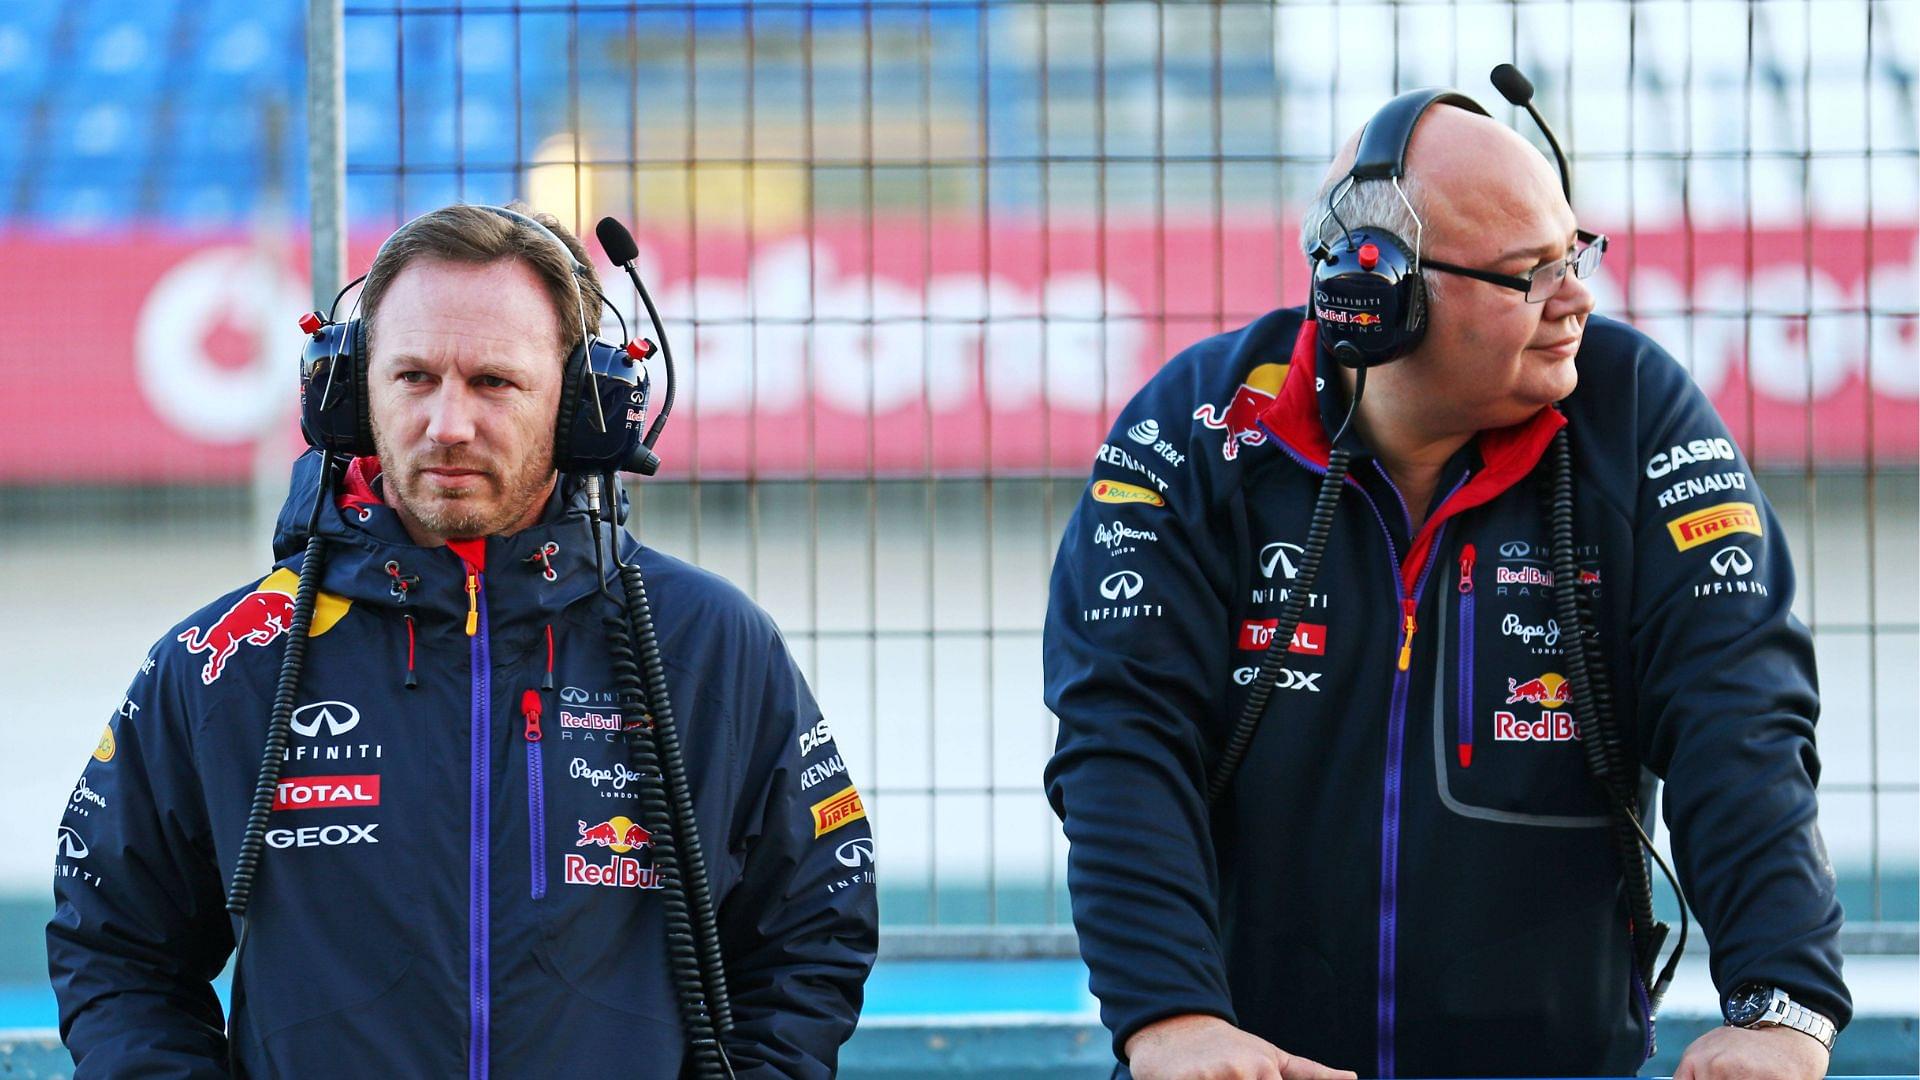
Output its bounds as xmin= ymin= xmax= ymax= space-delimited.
xmin=595 ymin=216 xmax=675 ymax=476
xmin=1491 ymin=63 xmax=1573 ymax=205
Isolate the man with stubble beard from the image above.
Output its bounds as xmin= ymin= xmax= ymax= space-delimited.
xmin=50 ymin=204 xmax=877 ymax=1078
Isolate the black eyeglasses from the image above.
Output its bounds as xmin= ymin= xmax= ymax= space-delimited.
xmin=1422 ymin=229 xmax=1608 ymax=303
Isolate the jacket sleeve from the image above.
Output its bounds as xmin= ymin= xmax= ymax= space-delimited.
xmin=1042 ymin=358 xmax=1240 ymax=1058
xmin=1625 ymin=336 xmax=1851 ymax=1029
xmin=47 ymin=642 xmax=236 ymax=1077
xmin=716 ymin=629 xmax=878 ymax=1079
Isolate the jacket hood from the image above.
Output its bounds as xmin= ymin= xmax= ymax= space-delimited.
xmin=270 ymin=450 xmax=636 ymax=628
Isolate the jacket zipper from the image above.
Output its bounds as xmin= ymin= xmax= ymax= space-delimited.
xmin=1456 ymin=544 xmax=1476 ymax=769
xmin=467 ymin=566 xmax=491 ymax=1080
xmin=1276 ymin=443 xmax=1469 ymax=1078
xmin=522 ymin=690 xmax=547 ymax=901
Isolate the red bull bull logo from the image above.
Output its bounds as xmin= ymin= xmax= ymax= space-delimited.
xmin=176 ymin=568 xmax=351 ymax=684
xmin=1192 ymin=362 xmax=1287 ymax=461
xmin=576 ymin=815 xmax=651 ymax=854
xmin=567 ymin=815 xmax=662 ymax=889
xmin=1505 ymin=673 xmax=1570 ymax=708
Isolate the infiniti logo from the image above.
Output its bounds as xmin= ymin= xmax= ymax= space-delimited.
xmin=1710 ymin=546 xmax=1755 ymax=577
xmin=560 ymin=686 xmax=591 ymax=704
xmin=1099 ymin=570 xmax=1144 ymax=601
xmin=1259 ymin=541 xmax=1304 ymax=580
xmin=1499 ymin=541 xmax=1531 ymax=559
xmin=835 ymin=837 xmax=875 ymax=868
xmin=290 ymin=701 xmax=360 ymax=738
xmin=1126 ymin=419 xmax=1161 ymax=446
xmin=55 ymin=826 xmax=89 ymax=860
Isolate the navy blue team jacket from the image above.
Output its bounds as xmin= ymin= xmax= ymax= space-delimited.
xmin=49 ymin=453 xmax=878 ymax=1078
xmin=1044 ymin=310 xmax=1849 ymax=1077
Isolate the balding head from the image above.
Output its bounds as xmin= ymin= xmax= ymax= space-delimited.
xmin=1302 ymin=101 xmax=1566 ymax=262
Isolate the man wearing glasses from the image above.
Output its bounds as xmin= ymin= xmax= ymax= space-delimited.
xmin=1045 ymin=101 xmax=1845 ymax=1079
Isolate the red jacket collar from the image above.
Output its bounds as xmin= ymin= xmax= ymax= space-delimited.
xmin=1256 ymin=319 xmax=1568 ymax=591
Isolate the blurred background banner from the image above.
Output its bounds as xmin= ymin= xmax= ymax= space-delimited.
xmin=0 ymin=0 xmax=1914 ymax=1051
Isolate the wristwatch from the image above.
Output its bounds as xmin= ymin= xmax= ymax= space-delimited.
xmin=1723 ymin=982 xmax=1837 ymax=1052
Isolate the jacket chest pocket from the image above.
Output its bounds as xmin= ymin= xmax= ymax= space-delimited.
xmin=1435 ymin=543 xmax=1609 ymax=828
xmin=529 ymin=737 xmax=682 ymax=1014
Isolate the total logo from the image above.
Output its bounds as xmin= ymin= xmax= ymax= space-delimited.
xmin=1123 ymin=418 xmax=1187 ymax=468
xmin=264 ymin=823 xmax=380 ymax=849
xmin=1237 ymin=620 xmax=1326 ymax=655
xmin=1505 ymin=672 xmax=1570 ymax=708
xmin=273 ymin=774 xmax=380 ymax=811
xmin=1231 ymin=666 xmax=1321 ymax=692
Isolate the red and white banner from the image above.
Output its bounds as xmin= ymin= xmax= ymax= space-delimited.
xmin=1 ymin=219 xmax=1912 ymax=483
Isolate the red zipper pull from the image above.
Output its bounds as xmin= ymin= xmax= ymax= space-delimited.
xmin=521 ymin=689 xmax=543 ymax=742
xmin=1396 ymin=598 xmax=1418 ymax=672
xmin=1458 ymin=544 xmax=1476 ymax=594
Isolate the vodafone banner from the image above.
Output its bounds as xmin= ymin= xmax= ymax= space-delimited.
xmin=1 ymin=220 xmax=1911 ymax=483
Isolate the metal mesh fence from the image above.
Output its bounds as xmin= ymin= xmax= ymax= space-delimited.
xmin=0 ymin=0 xmax=1911 ymax=956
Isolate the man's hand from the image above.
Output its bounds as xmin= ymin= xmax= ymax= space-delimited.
xmin=1674 ymin=1024 xmax=1830 ymax=1080
xmin=1123 ymin=1014 xmax=1357 ymax=1080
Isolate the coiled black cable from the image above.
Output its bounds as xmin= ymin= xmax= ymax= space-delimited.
xmin=1208 ymin=446 xmax=1352 ymax=804
xmin=587 ymin=483 xmax=732 ymax=1079
xmin=601 ymin=602 xmax=729 ymax=1077
xmin=617 ymin=564 xmax=734 ymax=1040
xmin=228 ymin=455 xmax=340 ymax=920
xmin=1547 ymin=427 xmax=1687 ymax=1010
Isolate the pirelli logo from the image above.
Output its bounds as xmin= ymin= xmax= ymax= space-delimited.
xmin=1667 ymin=501 xmax=1762 ymax=551
xmin=1090 ymin=479 xmax=1165 ymax=508
xmin=810 ymin=785 xmax=867 ymax=838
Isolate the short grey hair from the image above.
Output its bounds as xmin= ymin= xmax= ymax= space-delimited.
xmin=1297 ymin=171 xmax=1446 ymax=301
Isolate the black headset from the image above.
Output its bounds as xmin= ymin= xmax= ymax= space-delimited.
xmin=1308 ymin=89 xmax=1491 ymax=370
xmin=296 ymin=204 xmax=654 ymax=475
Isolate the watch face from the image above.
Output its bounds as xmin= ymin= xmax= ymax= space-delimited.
xmin=1726 ymin=983 xmax=1774 ymax=1026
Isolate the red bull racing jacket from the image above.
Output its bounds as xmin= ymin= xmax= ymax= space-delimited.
xmin=49 ymin=453 xmax=878 ymax=1078
xmin=1044 ymin=308 xmax=1850 ymax=1077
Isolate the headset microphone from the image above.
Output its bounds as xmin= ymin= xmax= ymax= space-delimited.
xmin=1490 ymin=63 xmax=1573 ymax=204
xmin=595 ymin=216 xmax=674 ymax=478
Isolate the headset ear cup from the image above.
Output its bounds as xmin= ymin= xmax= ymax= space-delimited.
xmin=348 ymin=319 xmax=376 ymax=457
xmin=551 ymin=341 xmax=590 ymax=473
